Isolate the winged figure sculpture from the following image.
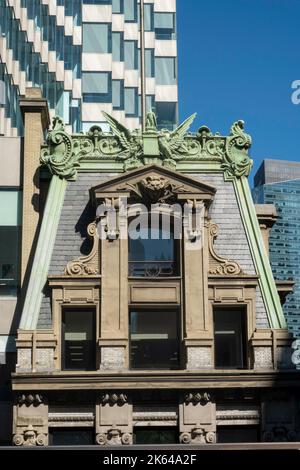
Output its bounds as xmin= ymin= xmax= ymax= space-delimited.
xmin=102 ymin=110 xmax=197 ymax=169
xmin=102 ymin=111 xmax=143 ymax=168
xmin=158 ymin=113 xmax=197 ymax=163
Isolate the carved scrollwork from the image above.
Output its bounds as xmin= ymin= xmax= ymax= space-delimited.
xmin=41 ymin=113 xmax=253 ymax=178
xmin=14 ymin=425 xmax=45 ymax=447
xmin=208 ymin=223 xmax=242 ymax=275
xmin=96 ymin=433 xmax=107 ymax=446
xmin=222 ymin=120 xmax=253 ymax=178
xmin=205 ymin=431 xmax=216 ymax=444
xmin=121 ymin=433 xmax=133 ymax=445
xmin=65 ymin=221 xmax=99 ymax=276
xmin=36 ymin=433 xmax=48 ymax=446
xmin=100 ymin=393 xmax=128 ymax=406
xmin=41 ymin=117 xmax=88 ymax=180
xmin=179 ymin=432 xmax=192 ymax=444
xmin=180 ymin=429 xmax=216 ymax=445
xmin=13 ymin=434 xmax=24 ymax=446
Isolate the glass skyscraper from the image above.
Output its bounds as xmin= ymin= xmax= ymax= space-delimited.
xmin=253 ymin=159 xmax=300 ymax=338
xmin=0 ymin=0 xmax=178 ymax=136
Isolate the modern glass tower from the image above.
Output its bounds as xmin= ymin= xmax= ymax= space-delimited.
xmin=253 ymin=159 xmax=300 ymax=338
xmin=0 ymin=0 xmax=178 ymax=136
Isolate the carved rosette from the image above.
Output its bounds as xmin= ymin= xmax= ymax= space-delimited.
xmin=65 ymin=221 xmax=99 ymax=276
xmin=208 ymin=223 xmax=242 ymax=275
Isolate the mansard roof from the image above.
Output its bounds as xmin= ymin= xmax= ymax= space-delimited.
xmin=18 ymin=112 xmax=286 ymax=331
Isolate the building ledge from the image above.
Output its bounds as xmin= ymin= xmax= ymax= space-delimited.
xmin=11 ymin=369 xmax=299 ymax=391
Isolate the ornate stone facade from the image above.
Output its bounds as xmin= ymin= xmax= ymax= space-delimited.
xmin=11 ymin=108 xmax=299 ymax=446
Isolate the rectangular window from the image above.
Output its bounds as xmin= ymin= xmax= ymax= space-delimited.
xmin=82 ymin=72 xmax=111 ymax=102
xmin=112 ymin=32 xmax=124 ymax=61
xmin=155 ymin=57 xmax=177 ymax=85
xmin=112 ymin=0 xmax=124 ymax=13
xmin=124 ymin=41 xmax=138 ymax=70
xmin=144 ymin=3 xmax=153 ymax=32
xmin=0 ymin=190 xmax=21 ymax=296
xmin=112 ymin=79 xmax=124 ymax=109
xmin=217 ymin=426 xmax=259 ymax=443
xmin=49 ymin=428 xmax=94 ymax=445
xmin=83 ymin=23 xmax=111 ymax=54
xmin=124 ymin=0 xmax=137 ymax=22
xmin=154 ymin=12 xmax=175 ymax=40
xmin=129 ymin=309 xmax=180 ymax=369
xmin=145 ymin=49 xmax=154 ymax=77
xmin=156 ymin=102 xmax=177 ymax=130
xmin=124 ymin=87 xmax=138 ymax=116
xmin=83 ymin=0 xmax=111 ymax=4
xmin=62 ymin=309 xmax=95 ymax=371
xmin=134 ymin=427 xmax=178 ymax=445
xmin=213 ymin=307 xmax=247 ymax=369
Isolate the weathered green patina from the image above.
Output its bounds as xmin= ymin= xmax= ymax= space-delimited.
xmin=40 ymin=111 xmax=253 ymax=178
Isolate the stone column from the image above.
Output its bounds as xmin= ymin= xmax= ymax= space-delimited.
xmin=179 ymin=392 xmax=216 ymax=444
xmin=19 ymin=88 xmax=50 ymax=283
xmin=95 ymin=393 xmax=133 ymax=446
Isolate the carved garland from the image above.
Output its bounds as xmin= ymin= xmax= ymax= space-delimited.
xmin=65 ymin=221 xmax=99 ymax=276
xmin=208 ymin=223 xmax=242 ymax=275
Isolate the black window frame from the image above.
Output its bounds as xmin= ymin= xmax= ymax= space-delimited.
xmin=61 ymin=307 xmax=96 ymax=371
xmin=213 ymin=306 xmax=247 ymax=370
xmin=129 ymin=307 xmax=181 ymax=370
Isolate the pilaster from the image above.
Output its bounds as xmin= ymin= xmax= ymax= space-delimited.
xmin=19 ymin=88 xmax=50 ymax=283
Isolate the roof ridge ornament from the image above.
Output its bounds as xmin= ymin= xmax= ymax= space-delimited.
xmin=222 ymin=120 xmax=253 ymax=178
xmin=41 ymin=116 xmax=93 ymax=180
xmin=40 ymin=113 xmax=253 ymax=178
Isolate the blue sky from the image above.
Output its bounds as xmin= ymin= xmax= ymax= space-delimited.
xmin=177 ymin=0 xmax=300 ymax=185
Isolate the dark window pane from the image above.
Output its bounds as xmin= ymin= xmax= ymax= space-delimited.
xmin=134 ymin=427 xmax=178 ymax=444
xmin=62 ymin=309 xmax=95 ymax=371
xmin=217 ymin=426 xmax=259 ymax=443
xmin=0 ymin=226 xmax=20 ymax=296
xmin=128 ymin=215 xmax=179 ymax=277
xmin=130 ymin=309 xmax=179 ymax=369
xmin=214 ymin=307 xmax=246 ymax=369
xmin=156 ymin=102 xmax=177 ymax=130
xmin=49 ymin=428 xmax=94 ymax=445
